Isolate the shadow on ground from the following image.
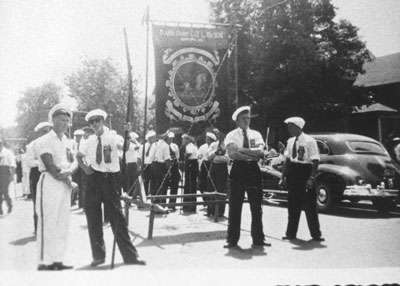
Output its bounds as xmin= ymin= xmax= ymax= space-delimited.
xmin=9 ymin=235 xmax=36 ymax=246
xmin=135 ymin=230 xmax=227 ymax=248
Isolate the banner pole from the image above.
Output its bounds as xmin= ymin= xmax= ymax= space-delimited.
xmin=234 ymin=17 xmax=239 ymax=109
xmin=142 ymin=5 xmax=150 ymax=168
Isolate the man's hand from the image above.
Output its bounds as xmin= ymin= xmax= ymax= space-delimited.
xmin=306 ymin=177 xmax=315 ymax=191
xmin=279 ymin=177 xmax=287 ymax=189
xmin=55 ymin=170 xmax=72 ymax=181
xmin=83 ymin=165 xmax=95 ymax=175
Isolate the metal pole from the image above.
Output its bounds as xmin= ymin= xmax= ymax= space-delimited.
xmin=142 ymin=5 xmax=150 ymax=167
xmin=234 ymin=18 xmax=238 ymax=109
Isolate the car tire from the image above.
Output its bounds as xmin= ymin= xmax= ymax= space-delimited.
xmin=316 ymin=183 xmax=337 ymax=212
xmin=373 ymin=198 xmax=396 ymax=214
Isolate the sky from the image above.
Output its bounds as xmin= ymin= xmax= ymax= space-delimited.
xmin=0 ymin=0 xmax=399 ymax=128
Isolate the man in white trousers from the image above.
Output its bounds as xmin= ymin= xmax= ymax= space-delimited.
xmin=36 ymin=103 xmax=77 ymax=271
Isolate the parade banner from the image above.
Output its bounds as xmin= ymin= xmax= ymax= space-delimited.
xmin=152 ymin=24 xmax=231 ymax=135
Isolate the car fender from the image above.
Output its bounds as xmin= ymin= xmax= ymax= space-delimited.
xmin=317 ymin=164 xmax=361 ymax=194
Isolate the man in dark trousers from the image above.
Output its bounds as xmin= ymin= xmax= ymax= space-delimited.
xmin=76 ymin=109 xmax=145 ymax=267
xmin=182 ymin=134 xmax=199 ymax=213
xmin=224 ymin=106 xmax=271 ymax=248
xmin=149 ymin=131 xmax=171 ymax=206
xmin=166 ymin=132 xmax=180 ymax=211
xmin=280 ymin=117 xmax=324 ymax=242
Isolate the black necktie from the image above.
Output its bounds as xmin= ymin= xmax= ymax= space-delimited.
xmin=96 ymin=136 xmax=102 ymax=164
xmin=169 ymin=145 xmax=175 ymax=160
xmin=242 ymin=129 xmax=249 ymax=148
xmin=292 ymin=137 xmax=298 ymax=159
xmin=146 ymin=143 xmax=153 ymax=157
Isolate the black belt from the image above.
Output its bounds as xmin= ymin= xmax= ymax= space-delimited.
xmin=93 ymin=170 xmax=119 ymax=177
xmin=233 ymin=160 xmax=257 ymax=165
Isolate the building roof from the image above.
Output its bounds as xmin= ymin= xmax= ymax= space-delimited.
xmin=353 ymin=102 xmax=397 ymax=114
xmin=354 ymin=52 xmax=400 ymax=87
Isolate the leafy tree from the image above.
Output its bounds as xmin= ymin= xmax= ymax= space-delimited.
xmin=209 ymin=0 xmax=371 ymax=132
xmin=65 ymin=58 xmax=144 ymax=135
xmin=15 ymin=82 xmax=62 ymax=142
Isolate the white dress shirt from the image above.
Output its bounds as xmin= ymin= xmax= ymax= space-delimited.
xmin=284 ymin=132 xmax=320 ymax=164
xmin=225 ymin=127 xmax=265 ymax=151
xmin=79 ymin=130 xmax=120 ymax=173
xmin=153 ymin=139 xmax=171 ymax=163
xmin=36 ymin=130 xmax=74 ymax=173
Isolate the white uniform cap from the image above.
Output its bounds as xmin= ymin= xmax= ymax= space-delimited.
xmin=232 ymin=106 xmax=251 ymax=121
xmin=34 ymin=122 xmax=52 ymax=132
xmin=130 ymin=132 xmax=139 ymax=139
xmin=182 ymin=134 xmax=195 ymax=142
xmin=48 ymin=103 xmax=72 ymax=124
xmin=393 ymin=137 xmax=400 ymax=141
xmin=167 ymin=132 xmax=175 ymax=138
xmin=206 ymin=132 xmax=217 ymax=141
xmin=284 ymin=117 xmax=306 ymax=129
xmin=73 ymin=129 xmax=84 ymax=136
xmin=85 ymin=109 xmax=107 ymax=122
xmin=145 ymin=130 xmax=156 ymax=140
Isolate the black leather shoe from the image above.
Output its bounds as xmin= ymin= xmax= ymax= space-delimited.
xmin=282 ymin=236 xmax=296 ymax=240
xmin=124 ymin=259 xmax=146 ymax=266
xmin=37 ymin=264 xmax=49 ymax=271
xmin=91 ymin=258 xmax=105 ymax=267
xmin=48 ymin=262 xmax=73 ymax=270
xmin=252 ymin=241 xmax=272 ymax=247
xmin=223 ymin=243 xmax=237 ymax=249
xmin=312 ymin=237 xmax=325 ymax=242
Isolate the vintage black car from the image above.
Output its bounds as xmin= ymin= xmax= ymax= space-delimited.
xmin=261 ymin=133 xmax=400 ymax=213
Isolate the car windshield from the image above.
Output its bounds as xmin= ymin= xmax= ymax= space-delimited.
xmin=347 ymin=141 xmax=387 ymax=155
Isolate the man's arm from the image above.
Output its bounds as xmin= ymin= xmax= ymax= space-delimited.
xmin=76 ymin=152 xmax=94 ymax=175
xmin=40 ymin=153 xmax=71 ymax=186
xmin=306 ymin=159 xmax=319 ymax=190
xmin=227 ymin=143 xmax=261 ymax=161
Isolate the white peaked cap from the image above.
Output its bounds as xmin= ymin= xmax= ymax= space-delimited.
xmin=206 ymin=132 xmax=216 ymax=141
xmin=34 ymin=122 xmax=52 ymax=132
xmin=48 ymin=103 xmax=72 ymax=124
xmin=284 ymin=117 xmax=306 ymax=129
xmin=130 ymin=132 xmax=139 ymax=139
xmin=167 ymin=132 xmax=175 ymax=138
xmin=73 ymin=129 xmax=84 ymax=136
xmin=145 ymin=130 xmax=156 ymax=139
xmin=232 ymin=106 xmax=251 ymax=121
xmin=85 ymin=109 xmax=107 ymax=122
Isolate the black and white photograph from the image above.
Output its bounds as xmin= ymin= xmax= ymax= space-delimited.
xmin=0 ymin=0 xmax=400 ymax=285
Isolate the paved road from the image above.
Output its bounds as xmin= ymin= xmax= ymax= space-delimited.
xmin=1 ymin=184 xmax=400 ymax=285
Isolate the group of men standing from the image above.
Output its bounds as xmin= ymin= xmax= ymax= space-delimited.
xmin=11 ymin=101 xmax=324 ymax=271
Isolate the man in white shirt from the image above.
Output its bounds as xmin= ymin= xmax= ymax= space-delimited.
xmin=35 ymin=104 xmax=77 ymax=270
xmin=198 ymin=132 xmax=216 ymax=197
xmin=25 ymin=121 xmax=52 ymax=234
xmin=206 ymin=129 xmax=229 ymax=217
xmin=122 ymin=132 xmax=140 ymax=194
xmin=76 ymin=109 xmax=145 ymax=267
xmin=166 ymin=132 xmax=180 ymax=211
xmin=224 ymin=106 xmax=270 ymax=248
xmin=149 ymin=131 xmax=171 ymax=205
xmin=280 ymin=117 xmax=324 ymax=242
xmin=137 ymin=130 xmax=157 ymax=195
xmin=0 ymin=139 xmax=16 ymax=215
xmin=182 ymin=134 xmax=199 ymax=213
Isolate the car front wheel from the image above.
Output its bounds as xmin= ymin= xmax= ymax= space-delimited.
xmin=316 ymin=183 xmax=337 ymax=212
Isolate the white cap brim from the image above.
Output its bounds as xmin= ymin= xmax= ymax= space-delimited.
xmin=284 ymin=117 xmax=306 ymax=129
xmin=232 ymin=106 xmax=251 ymax=121
xmin=85 ymin=109 xmax=107 ymax=122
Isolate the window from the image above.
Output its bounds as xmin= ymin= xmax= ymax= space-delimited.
xmin=317 ymin=140 xmax=330 ymax=155
xmin=347 ymin=141 xmax=387 ymax=155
